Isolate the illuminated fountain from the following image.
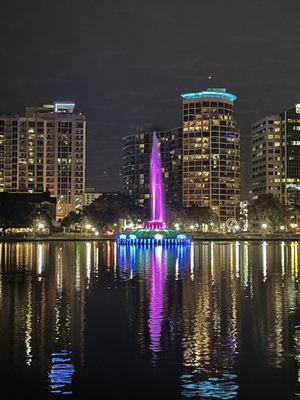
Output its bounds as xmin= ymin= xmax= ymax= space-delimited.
xmin=117 ymin=132 xmax=190 ymax=246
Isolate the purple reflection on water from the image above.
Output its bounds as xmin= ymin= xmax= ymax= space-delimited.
xmin=148 ymin=246 xmax=165 ymax=364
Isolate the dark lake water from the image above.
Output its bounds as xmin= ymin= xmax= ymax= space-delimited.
xmin=0 ymin=241 xmax=299 ymax=399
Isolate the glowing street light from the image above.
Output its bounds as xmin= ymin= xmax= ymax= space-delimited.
xmin=261 ymin=223 xmax=267 ymax=230
xmin=189 ymin=224 xmax=195 ymax=231
xmin=85 ymin=223 xmax=92 ymax=230
xmin=280 ymin=225 xmax=285 ymax=231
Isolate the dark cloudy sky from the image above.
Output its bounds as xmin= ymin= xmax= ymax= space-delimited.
xmin=1 ymin=0 xmax=300 ymax=195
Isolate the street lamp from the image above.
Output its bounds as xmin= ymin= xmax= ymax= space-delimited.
xmin=261 ymin=223 xmax=267 ymax=230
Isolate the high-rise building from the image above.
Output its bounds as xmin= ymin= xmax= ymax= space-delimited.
xmin=251 ymin=116 xmax=282 ymax=200
xmin=251 ymin=103 xmax=300 ymax=208
xmin=181 ymin=88 xmax=240 ymax=222
xmin=0 ymin=102 xmax=86 ymax=220
xmin=280 ymin=104 xmax=300 ymax=207
xmin=123 ymin=128 xmax=182 ymax=208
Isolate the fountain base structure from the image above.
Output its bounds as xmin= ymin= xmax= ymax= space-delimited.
xmin=117 ymin=227 xmax=190 ymax=246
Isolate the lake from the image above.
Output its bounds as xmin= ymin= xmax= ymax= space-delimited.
xmin=0 ymin=241 xmax=299 ymax=399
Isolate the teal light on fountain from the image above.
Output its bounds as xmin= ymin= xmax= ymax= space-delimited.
xmin=117 ymin=132 xmax=190 ymax=245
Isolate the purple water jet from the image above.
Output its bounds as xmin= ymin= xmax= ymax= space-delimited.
xmin=144 ymin=132 xmax=166 ymax=230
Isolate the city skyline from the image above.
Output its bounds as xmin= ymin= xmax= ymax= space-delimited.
xmin=0 ymin=0 xmax=299 ymax=194
xmin=1 ymin=88 xmax=299 ymax=198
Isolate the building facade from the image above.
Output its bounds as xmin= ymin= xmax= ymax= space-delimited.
xmin=251 ymin=116 xmax=282 ymax=200
xmin=0 ymin=102 xmax=86 ymax=220
xmin=280 ymin=104 xmax=300 ymax=207
xmin=251 ymin=103 xmax=300 ymax=208
xmin=181 ymin=88 xmax=240 ymax=222
xmin=123 ymin=128 xmax=182 ymax=208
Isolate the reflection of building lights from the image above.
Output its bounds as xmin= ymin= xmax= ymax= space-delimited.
xmin=235 ymin=241 xmax=240 ymax=277
xmin=281 ymin=241 xmax=285 ymax=277
xmin=113 ymin=242 xmax=117 ymax=276
xmin=291 ymin=242 xmax=298 ymax=279
xmin=106 ymin=241 xmax=111 ymax=269
xmin=75 ymin=244 xmax=81 ymax=291
xmin=243 ymin=242 xmax=249 ymax=288
xmin=190 ymin=242 xmax=194 ymax=280
xmin=262 ymin=241 xmax=267 ymax=282
xmin=25 ymin=286 xmax=32 ymax=366
xmin=210 ymin=241 xmax=214 ymax=282
xmin=86 ymin=242 xmax=91 ymax=283
xmin=37 ymin=243 xmax=44 ymax=276
xmin=175 ymin=257 xmax=179 ymax=280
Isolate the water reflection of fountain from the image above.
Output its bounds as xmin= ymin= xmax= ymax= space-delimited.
xmin=148 ymin=246 xmax=165 ymax=365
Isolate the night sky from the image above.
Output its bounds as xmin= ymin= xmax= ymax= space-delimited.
xmin=1 ymin=0 xmax=300 ymax=196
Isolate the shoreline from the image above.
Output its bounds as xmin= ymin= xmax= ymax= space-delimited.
xmin=0 ymin=234 xmax=299 ymax=242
